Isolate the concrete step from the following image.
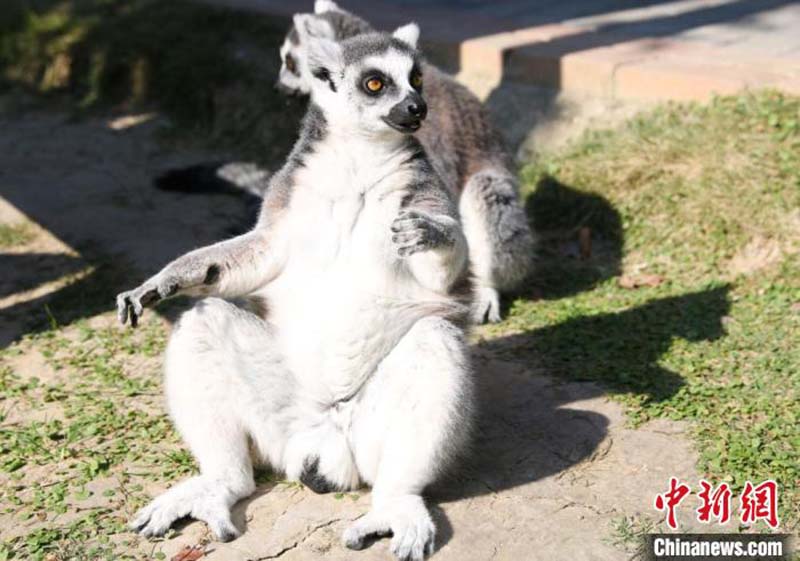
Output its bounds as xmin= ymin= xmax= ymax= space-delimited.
xmin=197 ymin=0 xmax=800 ymax=102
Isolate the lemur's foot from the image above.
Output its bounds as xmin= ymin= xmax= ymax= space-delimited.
xmin=116 ymin=276 xmax=178 ymax=327
xmin=391 ymin=210 xmax=453 ymax=257
xmin=472 ymin=285 xmax=502 ymax=324
xmin=343 ymin=496 xmax=435 ymax=561
xmin=130 ymin=476 xmax=239 ymax=542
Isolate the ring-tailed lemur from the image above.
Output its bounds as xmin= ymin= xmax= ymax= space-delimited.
xmin=118 ymin=23 xmax=473 ymax=561
xmin=158 ymin=0 xmax=535 ymax=324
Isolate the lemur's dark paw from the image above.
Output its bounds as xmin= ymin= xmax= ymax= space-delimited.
xmin=116 ymin=287 xmax=155 ymax=328
xmin=116 ymin=279 xmax=175 ymax=327
xmin=390 ymin=210 xmax=452 ymax=257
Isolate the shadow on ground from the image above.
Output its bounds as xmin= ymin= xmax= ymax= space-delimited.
xmin=427 ymin=175 xmax=730 ymax=535
xmin=0 ymin=253 xmax=85 ymax=298
xmin=1 ymin=0 xmax=304 ymax=159
xmin=523 ymin=175 xmax=623 ymax=300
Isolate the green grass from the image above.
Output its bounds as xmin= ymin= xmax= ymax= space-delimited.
xmin=606 ymin=514 xmax=657 ymax=555
xmin=0 ymin=319 xmax=186 ymax=560
xmin=495 ymin=90 xmax=799 ymax=529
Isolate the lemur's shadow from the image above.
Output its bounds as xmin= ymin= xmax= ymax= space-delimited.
xmin=524 ymin=173 xmax=624 ymax=300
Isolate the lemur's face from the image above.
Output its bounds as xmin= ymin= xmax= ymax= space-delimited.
xmin=340 ymin=48 xmax=427 ymax=134
xmin=295 ymin=17 xmax=426 ymax=136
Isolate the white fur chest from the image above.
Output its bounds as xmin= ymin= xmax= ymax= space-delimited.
xmin=261 ymin=136 xmax=425 ymax=401
xmin=283 ymin=137 xmax=411 ymax=273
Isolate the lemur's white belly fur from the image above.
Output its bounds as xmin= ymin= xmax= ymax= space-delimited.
xmin=258 ymin=141 xmax=452 ymax=403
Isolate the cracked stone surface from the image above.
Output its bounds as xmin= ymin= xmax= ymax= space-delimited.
xmin=0 ymin=110 xmax=704 ymax=560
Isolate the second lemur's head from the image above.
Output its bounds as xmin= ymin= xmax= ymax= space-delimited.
xmin=277 ymin=1 xmax=373 ymax=97
xmin=294 ymin=15 xmax=427 ymax=136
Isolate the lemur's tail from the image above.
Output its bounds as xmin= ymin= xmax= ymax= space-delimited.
xmin=154 ymin=161 xmax=271 ymax=197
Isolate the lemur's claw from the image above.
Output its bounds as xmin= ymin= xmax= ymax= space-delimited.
xmin=116 ymin=291 xmax=140 ymax=328
xmin=116 ymin=284 xmax=161 ymax=328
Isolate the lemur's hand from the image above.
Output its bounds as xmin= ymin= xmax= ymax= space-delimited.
xmin=116 ymin=275 xmax=178 ymax=328
xmin=391 ymin=210 xmax=455 ymax=257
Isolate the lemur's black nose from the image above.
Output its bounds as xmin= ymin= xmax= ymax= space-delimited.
xmin=385 ymin=92 xmax=428 ymax=132
xmin=408 ymin=100 xmax=427 ymax=120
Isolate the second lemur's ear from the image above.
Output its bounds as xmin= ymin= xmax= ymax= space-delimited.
xmin=392 ymin=23 xmax=420 ymax=49
xmin=314 ymin=0 xmax=342 ymax=14
xmin=305 ymin=36 xmax=342 ymax=75
xmin=296 ymin=15 xmax=343 ymax=92
xmin=293 ymin=13 xmax=336 ymax=40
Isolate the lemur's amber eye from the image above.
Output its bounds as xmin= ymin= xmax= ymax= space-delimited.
xmin=365 ymin=77 xmax=384 ymax=93
xmin=411 ymin=72 xmax=423 ymax=89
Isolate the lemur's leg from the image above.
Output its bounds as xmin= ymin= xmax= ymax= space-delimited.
xmin=116 ymin=230 xmax=281 ymax=327
xmin=131 ymin=298 xmax=293 ymax=541
xmin=459 ymin=168 xmax=535 ymax=323
xmin=344 ymin=317 xmax=473 ymax=561
xmin=391 ymin=209 xmax=468 ymax=294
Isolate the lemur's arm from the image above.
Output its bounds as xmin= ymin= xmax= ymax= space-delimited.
xmin=116 ymin=176 xmax=294 ymax=327
xmin=116 ymin=230 xmax=281 ymax=327
xmin=391 ymin=181 xmax=468 ymax=294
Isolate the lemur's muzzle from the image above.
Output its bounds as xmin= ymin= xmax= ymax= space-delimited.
xmin=383 ymin=92 xmax=428 ymax=133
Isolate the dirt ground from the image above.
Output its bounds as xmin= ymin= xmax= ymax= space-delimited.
xmin=0 ymin=107 xmax=710 ymax=560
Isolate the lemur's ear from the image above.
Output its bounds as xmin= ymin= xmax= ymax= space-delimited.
xmin=305 ymin=36 xmax=342 ymax=71
xmin=293 ymin=13 xmax=335 ymax=40
xmin=314 ymin=0 xmax=342 ymax=14
xmin=295 ymin=14 xmax=342 ymax=91
xmin=392 ymin=23 xmax=420 ymax=49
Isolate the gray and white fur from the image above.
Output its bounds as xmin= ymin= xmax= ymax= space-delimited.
xmin=117 ymin=24 xmax=473 ymax=561
xmin=163 ymin=0 xmax=534 ymax=323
